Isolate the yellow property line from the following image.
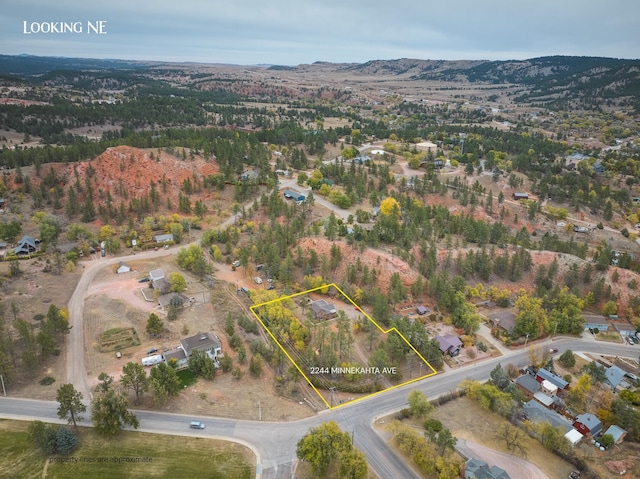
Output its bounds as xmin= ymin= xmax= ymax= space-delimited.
xmin=249 ymin=283 xmax=437 ymax=410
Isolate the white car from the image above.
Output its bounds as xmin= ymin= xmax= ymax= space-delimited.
xmin=635 ymin=223 xmax=640 ymax=229
xmin=254 ymin=277 xmax=263 ymax=284
xmin=556 ymin=222 xmax=566 ymax=227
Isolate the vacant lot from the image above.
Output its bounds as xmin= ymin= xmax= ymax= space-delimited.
xmin=0 ymin=419 xmax=254 ymax=479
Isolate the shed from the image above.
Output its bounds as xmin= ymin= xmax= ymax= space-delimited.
xmin=416 ymin=305 xmax=430 ymax=315
xmin=564 ymin=429 xmax=583 ymax=446
xmin=603 ymin=425 xmax=627 ymax=444
xmin=512 ymin=192 xmax=529 ymax=201
xmin=116 ymin=262 xmax=131 ymax=274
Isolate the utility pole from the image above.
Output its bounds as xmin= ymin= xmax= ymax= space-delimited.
xmin=258 ymin=400 xmax=261 ymax=421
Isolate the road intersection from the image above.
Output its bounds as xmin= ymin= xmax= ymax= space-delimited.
xmin=7 ymin=188 xmax=640 ymax=478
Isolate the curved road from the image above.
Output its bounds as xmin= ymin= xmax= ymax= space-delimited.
xmin=19 ymin=190 xmax=640 ymax=478
xmin=3 ymin=336 xmax=638 ymax=478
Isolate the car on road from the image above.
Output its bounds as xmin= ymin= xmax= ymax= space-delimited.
xmin=147 ymin=347 xmax=158 ymax=354
xmin=254 ymin=277 xmax=263 ymax=284
xmin=189 ymin=421 xmax=205 ymax=429
xmin=549 ymin=348 xmax=558 ymax=353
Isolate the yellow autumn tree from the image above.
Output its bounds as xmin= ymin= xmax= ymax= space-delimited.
xmin=380 ymin=197 xmax=401 ymax=218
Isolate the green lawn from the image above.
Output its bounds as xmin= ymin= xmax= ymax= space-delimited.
xmin=0 ymin=420 xmax=254 ymax=479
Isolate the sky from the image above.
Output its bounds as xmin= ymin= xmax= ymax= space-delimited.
xmin=1 ymin=0 xmax=638 ymax=65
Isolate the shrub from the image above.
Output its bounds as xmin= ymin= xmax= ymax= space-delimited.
xmin=39 ymin=376 xmax=56 ymax=386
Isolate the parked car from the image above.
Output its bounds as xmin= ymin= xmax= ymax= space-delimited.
xmin=147 ymin=347 xmax=158 ymax=354
xmin=189 ymin=421 xmax=205 ymax=429
xmin=115 ymin=351 xmax=122 ymax=359
xmin=254 ymin=277 xmax=263 ymax=284
xmin=266 ymin=284 xmax=276 ymax=290
xmin=138 ymin=277 xmax=150 ymax=283
xmin=232 ymin=260 xmax=241 ymax=267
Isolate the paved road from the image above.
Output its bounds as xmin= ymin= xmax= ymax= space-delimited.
xmin=4 ymin=338 xmax=638 ymax=478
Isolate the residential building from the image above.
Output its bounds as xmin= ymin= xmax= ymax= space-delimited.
xmin=154 ymin=233 xmax=174 ymax=243
xmin=515 ymin=375 xmax=540 ymax=399
xmin=435 ymin=335 xmax=463 ymax=356
xmin=149 ymin=269 xmax=165 ymax=281
xmin=536 ymin=368 xmax=569 ymax=391
xmin=158 ymin=292 xmax=191 ymax=310
xmin=605 ymin=365 xmax=627 ymax=391
xmin=14 ymin=235 xmax=37 ymax=255
xmin=310 ymin=299 xmax=337 ymax=319
xmin=573 ymin=413 xmax=602 ymax=437
xmin=582 ymin=314 xmax=609 ymax=332
xmin=163 ymin=331 xmax=222 ymax=369
xmin=603 ymin=425 xmax=627 ymax=444
xmin=464 ymin=458 xmax=510 ymax=479
xmin=523 ymin=400 xmax=573 ymax=433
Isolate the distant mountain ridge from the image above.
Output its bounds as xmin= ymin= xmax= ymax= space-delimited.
xmin=2 ymin=54 xmax=638 ymax=111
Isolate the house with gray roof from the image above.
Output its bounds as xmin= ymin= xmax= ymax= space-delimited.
xmin=154 ymin=233 xmax=174 ymax=243
xmin=158 ymin=292 xmax=190 ymax=310
xmin=310 ymin=299 xmax=337 ymax=319
xmin=514 ymin=375 xmax=539 ymax=399
xmin=573 ymin=413 xmax=602 ymax=437
xmin=163 ymin=331 xmax=222 ymax=369
xmin=465 ymin=458 xmax=510 ymax=479
xmin=536 ymin=368 xmax=569 ymax=391
xmin=489 ymin=310 xmax=517 ymax=334
xmin=14 ymin=235 xmax=37 ymax=255
xmin=603 ymin=425 xmax=627 ymax=444
xmin=523 ymin=400 xmax=573 ymax=433
xmin=605 ymin=365 xmax=627 ymax=391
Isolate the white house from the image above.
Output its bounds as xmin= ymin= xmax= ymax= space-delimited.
xmin=163 ymin=331 xmax=222 ymax=369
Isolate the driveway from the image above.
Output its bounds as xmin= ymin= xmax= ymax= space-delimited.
xmin=457 ymin=438 xmax=549 ymax=479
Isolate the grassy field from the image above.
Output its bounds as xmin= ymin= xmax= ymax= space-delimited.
xmin=0 ymin=419 xmax=254 ymax=479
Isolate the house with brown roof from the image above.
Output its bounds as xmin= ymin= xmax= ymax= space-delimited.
xmin=436 ymin=335 xmax=463 ymax=356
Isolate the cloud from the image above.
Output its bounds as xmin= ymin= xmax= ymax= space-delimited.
xmin=1 ymin=0 xmax=638 ymax=64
